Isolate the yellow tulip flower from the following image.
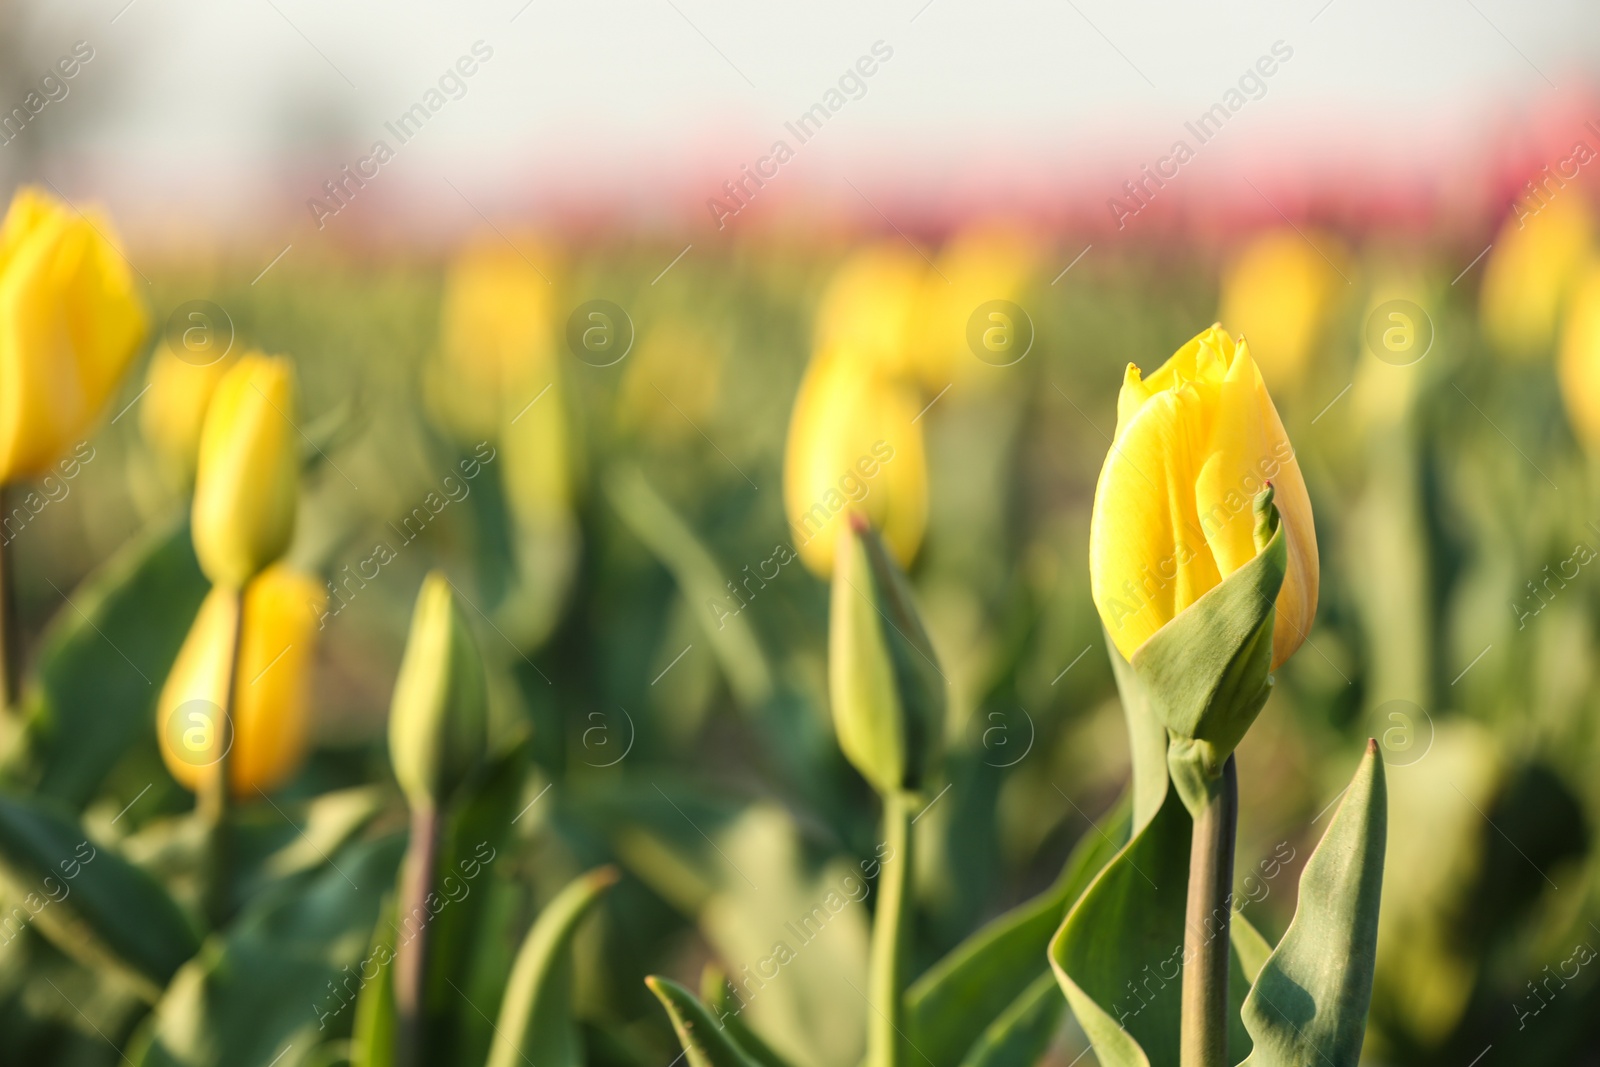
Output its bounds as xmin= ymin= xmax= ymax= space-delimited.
xmin=140 ymin=342 xmax=235 ymax=481
xmin=158 ymin=565 xmax=326 ymax=796
xmin=1218 ymin=229 xmax=1341 ymax=388
xmin=191 ymin=355 xmax=299 ymax=589
xmin=784 ymin=346 xmax=926 ymax=576
xmin=1559 ymin=263 xmax=1600 ymax=453
xmin=813 ymin=243 xmax=926 ymax=376
xmin=1089 ymin=326 xmax=1318 ymax=670
xmin=431 ymin=241 xmax=556 ymax=441
xmin=1481 ymin=194 xmax=1593 ymax=360
xmin=912 ymin=224 xmax=1040 ymax=389
xmin=0 ymin=186 xmax=148 ymax=483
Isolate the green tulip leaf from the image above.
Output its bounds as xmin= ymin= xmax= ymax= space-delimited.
xmin=485 ymin=865 xmax=618 ymax=1067
xmin=349 ymin=899 xmax=398 ymax=1067
xmin=0 ymin=792 xmax=199 ymax=999
xmin=422 ymin=742 xmax=529 ymax=1066
xmin=1230 ymin=909 xmax=1273 ymax=988
xmin=587 ymin=783 xmax=869 ymax=1067
xmin=605 ymin=464 xmax=772 ymax=707
xmin=700 ymin=964 xmax=798 ymax=1067
xmin=955 ymin=971 xmax=1065 ymax=1067
xmin=1049 ymin=785 xmax=1191 ymax=1067
xmin=130 ymin=834 xmax=403 ymax=1067
xmin=647 ymin=975 xmax=763 ymax=1067
xmin=1107 ymin=640 xmax=1174 ymax=834
xmin=8 ymin=518 xmax=208 ymax=809
xmin=905 ymin=792 xmax=1129 ymax=1065
xmin=1130 ymin=494 xmax=1286 ymax=813
xmin=1239 ymin=741 xmax=1386 ymax=1067
xmin=1048 ymin=782 xmax=1265 ymax=1067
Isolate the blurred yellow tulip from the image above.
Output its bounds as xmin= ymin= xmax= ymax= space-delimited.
xmin=813 ymin=243 xmax=926 ymax=375
xmin=1481 ymin=194 xmax=1593 ymax=360
xmin=140 ymin=342 xmax=235 ymax=481
xmin=430 ymin=241 xmax=556 ymax=441
xmin=157 ymin=564 xmax=325 ymax=796
xmin=784 ymin=346 xmax=926 ymax=576
xmin=616 ymin=320 xmax=724 ymax=442
xmin=1218 ymin=229 xmax=1341 ymax=387
xmin=0 ymin=186 xmax=148 ymax=483
xmin=1089 ymin=325 xmax=1318 ymax=669
xmin=497 ymin=369 xmax=581 ymax=650
xmin=1558 ymin=262 xmax=1600 ymax=453
xmin=192 ymin=355 xmax=298 ymax=589
xmin=911 ymin=224 xmax=1040 ymax=389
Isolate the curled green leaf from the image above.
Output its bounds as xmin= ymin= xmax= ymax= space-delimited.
xmin=485 ymin=866 xmax=619 ymax=1067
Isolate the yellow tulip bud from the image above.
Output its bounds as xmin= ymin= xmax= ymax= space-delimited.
xmin=430 ymin=241 xmax=556 ymax=441
xmin=813 ymin=243 xmax=926 ymax=374
xmin=140 ymin=342 xmax=236 ymax=482
xmin=0 ymin=186 xmax=148 ymax=483
xmin=191 ymin=355 xmax=299 ymax=589
xmin=912 ymin=224 xmax=1040 ymax=389
xmin=1481 ymin=194 xmax=1593 ymax=360
xmin=157 ymin=565 xmax=325 ymax=797
xmin=1559 ymin=263 xmax=1600 ymax=453
xmin=1089 ymin=326 xmax=1318 ymax=670
xmin=783 ymin=347 xmax=927 ymax=576
xmin=1218 ymin=229 xmax=1342 ymax=388
xmin=388 ymin=572 xmax=488 ymax=811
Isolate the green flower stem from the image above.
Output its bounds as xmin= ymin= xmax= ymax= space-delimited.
xmin=395 ymin=802 xmax=442 ymax=1067
xmin=1180 ymin=755 xmax=1237 ymax=1067
xmin=200 ymin=587 xmax=244 ymax=930
xmin=868 ymin=789 xmax=915 ymax=1067
xmin=0 ymin=485 xmax=19 ymax=711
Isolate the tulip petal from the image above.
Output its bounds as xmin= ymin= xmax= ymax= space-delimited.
xmin=784 ymin=348 xmax=926 ymax=576
xmin=1195 ymin=342 xmax=1318 ymax=668
xmin=192 ymin=355 xmax=299 ymax=588
xmin=0 ymin=191 xmax=147 ymax=482
xmin=1090 ymin=379 xmax=1222 ymax=662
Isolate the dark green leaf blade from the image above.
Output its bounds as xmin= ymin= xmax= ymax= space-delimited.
xmin=8 ymin=519 xmax=208 ymax=809
xmin=130 ymin=834 xmax=404 ymax=1067
xmin=646 ymin=975 xmax=762 ymax=1067
xmin=604 ymin=464 xmax=772 ymax=707
xmin=700 ymin=965 xmax=798 ymax=1067
xmin=905 ymin=793 xmax=1130 ymax=1065
xmin=485 ymin=865 xmax=619 ymax=1067
xmin=1239 ymin=741 xmax=1386 ymax=1067
xmin=1049 ymin=786 xmax=1193 ymax=1067
xmin=424 ymin=742 xmax=528 ymax=1066
xmin=350 ymin=899 xmax=398 ymax=1067
xmin=0 ymin=793 xmax=198 ymax=998
xmin=956 ymin=970 xmax=1065 ymax=1067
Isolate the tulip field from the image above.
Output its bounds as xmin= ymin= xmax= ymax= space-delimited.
xmin=4 ymin=128 xmax=1600 ymax=1067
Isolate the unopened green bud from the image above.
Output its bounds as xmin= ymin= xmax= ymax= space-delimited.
xmin=389 ymin=571 xmax=488 ymax=809
xmin=829 ymin=513 xmax=945 ymax=795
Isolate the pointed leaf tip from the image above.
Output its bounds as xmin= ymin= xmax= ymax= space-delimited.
xmin=1239 ymin=741 xmax=1386 ymax=1067
xmin=647 ymin=975 xmax=763 ymax=1067
xmin=485 ymin=865 xmax=619 ymax=1067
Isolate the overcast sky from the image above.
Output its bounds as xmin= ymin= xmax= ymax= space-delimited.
xmin=2 ymin=0 xmax=1596 ymax=238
